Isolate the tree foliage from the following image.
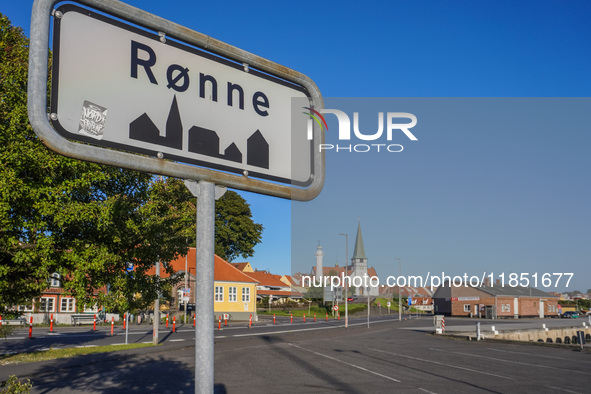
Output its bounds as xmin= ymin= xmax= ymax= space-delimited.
xmin=0 ymin=14 xmax=263 ymax=313
xmin=215 ymin=191 xmax=263 ymax=262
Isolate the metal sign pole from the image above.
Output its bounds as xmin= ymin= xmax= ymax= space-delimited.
xmin=185 ymin=180 xmax=225 ymax=394
xmin=192 ymin=180 xmax=215 ymax=394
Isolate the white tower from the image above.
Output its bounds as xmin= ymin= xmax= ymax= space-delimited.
xmin=315 ymin=244 xmax=324 ymax=281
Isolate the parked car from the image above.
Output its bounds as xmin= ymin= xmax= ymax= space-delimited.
xmin=347 ymin=297 xmax=356 ymax=302
xmin=561 ymin=311 xmax=579 ymax=318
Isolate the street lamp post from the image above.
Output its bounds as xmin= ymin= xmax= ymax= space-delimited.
xmin=394 ymin=258 xmax=401 ymax=322
xmin=339 ymin=233 xmax=349 ymax=328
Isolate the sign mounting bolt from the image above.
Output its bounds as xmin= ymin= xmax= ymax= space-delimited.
xmin=243 ymin=170 xmax=249 ymax=177
xmin=49 ymin=113 xmax=58 ymax=121
xmin=53 ymin=10 xmax=63 ymax=19
xmin=157 ymin=152 xmax=164 ymax=159
xmin=159 ymin=32 xmax=166 ymax=43
xmin=242 ymin=63 xmax=249 ymax=73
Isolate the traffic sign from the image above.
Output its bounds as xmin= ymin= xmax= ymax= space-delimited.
xmin=29 ymin=0 xmax=324 ymax=201
xmin=387 ymin=301 xmax=391 ymax=308
xmin=408 ymin=297 xmax=413 ymax=306
xmin=333 ymin=305 xmax=339 ymax=311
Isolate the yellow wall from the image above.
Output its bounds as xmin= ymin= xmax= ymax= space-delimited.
xmin=214 ymin=281 xmax=257 ymax=316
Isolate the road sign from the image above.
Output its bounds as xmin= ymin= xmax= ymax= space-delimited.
xmin=408 ymin=297 xmax=413 ymax=306
xmin=29 ymin=0 xmax=324 ymax=201
xmin=333 ymin=305 xmax=339 ymax=311
xmin=183 ymin=288 xmax=190 ymax=302
xmin=387 ymin=301 xmax=391 ymax=308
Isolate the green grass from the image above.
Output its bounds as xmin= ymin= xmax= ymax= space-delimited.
xmin=259 ymin=303 xmax=369 ymax=317
xmin=0 ymin=343 xmax=156 ymax=366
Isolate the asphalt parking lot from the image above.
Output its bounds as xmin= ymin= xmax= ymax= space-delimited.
xmin=1 ymin=316 xmax=589 ymax=393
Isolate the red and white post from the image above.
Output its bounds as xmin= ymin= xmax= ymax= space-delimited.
xmin=303 ymin=314 xmax=306 ymax=323
xmin=166 ymin=314 xmax=169 ymax=328
xmin=273 ymin=314 xmax=276 ymax=324
xmin=0 ymin=315 xmax=3 ymax=327
xmin=193 ymin=315 xmax=196 ymax=327
xmin=442 ymin=317 xmax=445 ymax=333
xmin=224 ymin=315 xmax=227 ymax=326
xmin=290 ymin=314 xmax=293 ymax=324
xmin=314 ymin=313 xmax=316 ymax=322
xmin=28 ymin=316 xmax=33 ymax=339
xmin=249 ymin=314 xmax=252 ymax=329
xmin=173 ymin=316 xmax=176 ymax=333
xmin=123 ymin=313 xmax=126 ymax=330
xmin=50 ymin=314 xmax=54 ymax=332
xmin=110 ymin=316 xmax=114 ymax=335
xmin=218 ymin=316 xmax=221 ymax=331
xmin=93 ymin=314 xmax=97 ymax=331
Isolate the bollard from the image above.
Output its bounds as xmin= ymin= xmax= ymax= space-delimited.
xmin=338 ymin=312 xmax=340 ymax=321
xmin=166 ymin=314 xmax=169 ymax=328
xmin=50 ymin=314 xmax=54 ymax=332
xmin=303 ymin=314 xmax=306 ymax=323
xmin=476 ymin=322 xmax=480 ymax=341
xmin=273 ymin=314 xmax=276 ymax=324
xmin=93 ymin=314 xmax=97 ymax=331
xmin=111 ymin=316 xmax=114 ymax=335
xmin=290 ymin=314 xmax=293 ymax=323
xmin=173 ymin=316 xmax=176 ymax=332
xmin=314 ymin=313 xmax=316 ymax=322
xmin=218 ymin=316 xmax=221 ymax=331
xmin=249 ymin=314 xmax=252 ymax=329
xmin=193 ymin=315 xmax=196 ymax=327
xmin=123 ymin=313 xmax=126 ymax=330
xmin=0 ymin=315 xmax=2 ymax=327
xmin=224 ymin=315 xmax=228 ymax=326
xmin=326 ymin=313 xmax=328 ymax=322
xmin=28 ymin=316 xmax=33 ymax=339
xmin=442 ymin=317 xmax=445 ymax=332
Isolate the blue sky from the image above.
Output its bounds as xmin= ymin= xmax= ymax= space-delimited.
xmin=4 ymin=1 xmax=590 ymax=292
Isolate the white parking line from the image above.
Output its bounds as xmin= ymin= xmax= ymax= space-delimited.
xmin=370 ymin=348 xmax=513 ymax=380
xmin=291 ymin=344 xmax=401 ymax=383
xmin=418 ymin=388 xmax=438 ymax=394
xmin=169 ymin=339 xmax=185 ymax=342
xmin=544 ymin=385 xmax=582 ymax=394
xmin=429 ymin=348 xmax=588 ymax=375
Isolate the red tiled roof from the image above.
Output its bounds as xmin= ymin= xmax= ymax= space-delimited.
xmin=257 ymin=290 xmax=304 ymax=297
xmin=231 ymin=262 xmax=249 ymax=271
xmin=247 ymin=270 xmax=288 ymax=287
xmin=147 ymin=248 xmax=257 ymax=284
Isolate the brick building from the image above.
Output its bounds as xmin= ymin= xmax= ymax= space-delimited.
xmin=433 ymin=281 xmax=559 ymax=319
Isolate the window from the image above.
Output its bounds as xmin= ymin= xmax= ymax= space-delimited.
xmin=215 ymin=286 xmax=224 ymax=302
xmin=18 ymin=304 xmax=33 ymax=312
xmin=228 ymin=287 xmax=237 ymax=302
xmin=463 ymin=304 xmax=470 ymax=312
xmin=49 ymin=273 xmax=61 ymax=288
xmin=40 ymin=297 xmax=55 ymax=312
xmin=501 ymin=304 xmax=511 ymax=312
xmin=242 ymin=287 xmax=250 ymax=302
xmin=61 ymin=298 xmax=76 ymax=312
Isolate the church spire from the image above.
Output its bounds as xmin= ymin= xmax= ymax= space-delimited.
xmin=352 ymin=221 xmax=366 ymax=259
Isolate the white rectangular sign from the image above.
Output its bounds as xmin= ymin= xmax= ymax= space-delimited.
xmin=50 ymin=4 xmax=316 ymax=188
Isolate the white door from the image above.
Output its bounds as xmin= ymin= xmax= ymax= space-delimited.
xmin=539 ymin=301 xmax=544 ymax=318
xmin=514 ymin=298 xmax=519 ymax=318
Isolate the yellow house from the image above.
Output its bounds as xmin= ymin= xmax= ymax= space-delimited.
xmin=156 ymin=249 xmax=258 ymax=321
xmin=213 ymin=255 xmax=258 ymax=321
